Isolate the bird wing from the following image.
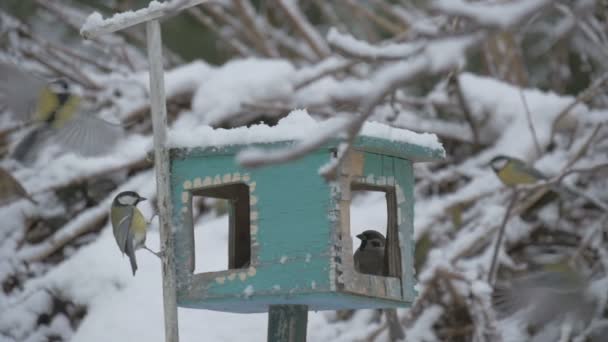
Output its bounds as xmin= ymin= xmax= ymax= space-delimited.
xmin=125 ymin=228 xmax=138 ymax=275
xmin=114 ymin=207 xmax=134 ymax=255
xmin=0 ymin=61 xmax=48 ymax=121
xmin=494 ymin=270 xmax=590 ymax=324
xmin=53 ymin=113 xmax=123 ymax=157
xmin=130 ymin=207 xmax=148 ymax=249
xmin=512 ymin=158 xmax=548 ymax=180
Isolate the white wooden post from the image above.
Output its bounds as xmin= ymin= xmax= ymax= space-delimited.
xmin=145 ymin=19 xmax=180 ymax=342
xmin=79 ymin=3 xmax=211 ymax=341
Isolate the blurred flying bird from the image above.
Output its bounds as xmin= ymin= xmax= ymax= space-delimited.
xmin=0 ymin=61 xmax=122 ymax=164
xmin=354 ymin=230 xmax=405 ymax=341
xmin=0 ymin=167 xmax=37 ymax=206
xmin=493 ymin=262 xmax=596 ymax=328
xmin=110 ymin=191 xmax=160 ymax=275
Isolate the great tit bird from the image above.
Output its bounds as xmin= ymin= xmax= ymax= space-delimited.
xmin=489 ymin=155 xmax=547 ymax=187
xmin=490 ymin=155 xmax=608 ymax=211
xmin=354 ymin=230 xmax=405 ymax=341
xmin=0 ymin=61 xmax=122 ymax=164
xmin=493 ymin=262 xmax=595 ymax=328
xmin=110 ymin=191 xmax=159 ymax=275
xmin=0 ymin=167 xmax=37 ymax=206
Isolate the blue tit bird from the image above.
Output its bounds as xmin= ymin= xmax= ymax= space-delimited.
xmin=110 ymin=191 xmax=159 ymax=275
xmin=493 ymin=262 xmax=595 ymax=328
xmin=354 ymin=230 xmax=405 ymax=341
xmin=0 ymin=167 xmax=37 ymax=206
xmin=489 ymin=155 xmax=547 ymax=187
xmin=0 ymin=61 xmax=123 ymax=164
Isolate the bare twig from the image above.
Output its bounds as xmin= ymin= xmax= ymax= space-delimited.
xmin=488 ymin=189 xmax=519 ymax=284
xmin=232 ymin=0 xmax=278 ymax=57
xmin=550 ymin=72 xmax=608 ymax=142
xmin=342 ymin=0 xmax=405 ymax=35
xmin=453 ymin=72 xmax=480 ymax=147
xmin=276 ymin=0 xmax=330 ymax=59
xmin=518 ymin=89 xmax=542 ymax=156
xmin=187 ymin=7 xmax=251 ymax=57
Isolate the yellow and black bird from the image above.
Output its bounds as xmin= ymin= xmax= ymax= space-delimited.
xmin=0 ymin=167 xmax=37 ymax=206
xmin=0 ymin=61 xmax=122 ymax=164
xmin=489 ymin=155 xmax=547 ymax=186
xmin=490 ymin=155 xmax=608 ymax=211
xmin=110 ymin=191 xmax=159 ymax=275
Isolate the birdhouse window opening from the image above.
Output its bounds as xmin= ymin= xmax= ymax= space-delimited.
xmin=350 ymin=183 xmax=402 ymax=279
xmin=190 ymin=183 xmax=251 ymax=273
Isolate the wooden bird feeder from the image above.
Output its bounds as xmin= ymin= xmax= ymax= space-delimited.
xmin=80 ymin=2 xmax=444 ymax=340
xmin=168 ymin=115 xmax=445 ymax=314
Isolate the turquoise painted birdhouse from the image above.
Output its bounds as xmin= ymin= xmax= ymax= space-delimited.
xmin=168 ymin=111 xmax=444 ymax=313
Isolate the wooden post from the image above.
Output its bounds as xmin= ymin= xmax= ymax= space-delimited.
xmin=146 ymin=20 xmax=179 ymax=342
xmin=267 ymin=305 xmax=308 ymax=342
xmin=80 ymin=3 xmax=219 ymax=342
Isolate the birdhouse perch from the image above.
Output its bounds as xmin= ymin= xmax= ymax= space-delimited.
xmin=168 ymin=111 xmax=444 ymax=313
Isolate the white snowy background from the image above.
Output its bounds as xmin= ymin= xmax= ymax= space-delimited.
xmin=1 ymin=0 xmax=608 ymax=341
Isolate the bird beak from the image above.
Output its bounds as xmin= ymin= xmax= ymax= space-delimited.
xmin=139 ymin=196 xmax=147 ymax=201
xmin=356 ymin=234 xmax=365 ymax=240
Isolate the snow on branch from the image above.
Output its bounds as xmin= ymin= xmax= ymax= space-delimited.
xmin=433 ymin=0 xmax=552 ymax=29
xmin=327 ymin=28 xmax=425 ymax=61
xmin=231 ymin=33 xmax=477 ymax=173
xmin=80 ymin=0 xmax=211 ymax=39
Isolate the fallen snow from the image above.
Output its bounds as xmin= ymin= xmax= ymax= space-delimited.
xmin=2 ymin=189 xmax=391 ymax=341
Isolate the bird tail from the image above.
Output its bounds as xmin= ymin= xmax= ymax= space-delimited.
xmin=384 ymin=308 xmax=404 ymax=341
xmin=11 ymin=125 xmax=49 ymax=165
xmin=125 ymin=233 xmax=138 ymax=276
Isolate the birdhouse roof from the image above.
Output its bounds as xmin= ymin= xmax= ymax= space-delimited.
xmin=168 ymin=109 xmax=445 ymax=162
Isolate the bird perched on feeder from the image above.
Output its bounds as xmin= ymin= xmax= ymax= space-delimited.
xmin=110 ymin=191 xmax=160 ymax=275
xmin=0 ymin=61 xmax=123 ymax=164
xmin=493 ymin=262 xmax=596 ymax=328
xmin=355 ymin=230 xmax=405 ymax=341
xmin=0 ymin=167 xmax=37 ymax=206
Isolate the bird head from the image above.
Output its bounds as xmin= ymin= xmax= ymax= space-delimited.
xmin=356 ymin=230 xmax=386 ymax=251
xmin=48 ymin=79 xmax=70 ymax=95
xmin=114 ymin=191 xmax=146 ymax=206
xmin=489 ymin=155 xmax=510 ymax=173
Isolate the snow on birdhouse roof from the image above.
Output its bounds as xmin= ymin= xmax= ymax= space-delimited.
xmin=168 ymin=109 xmax=445 ymax=161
